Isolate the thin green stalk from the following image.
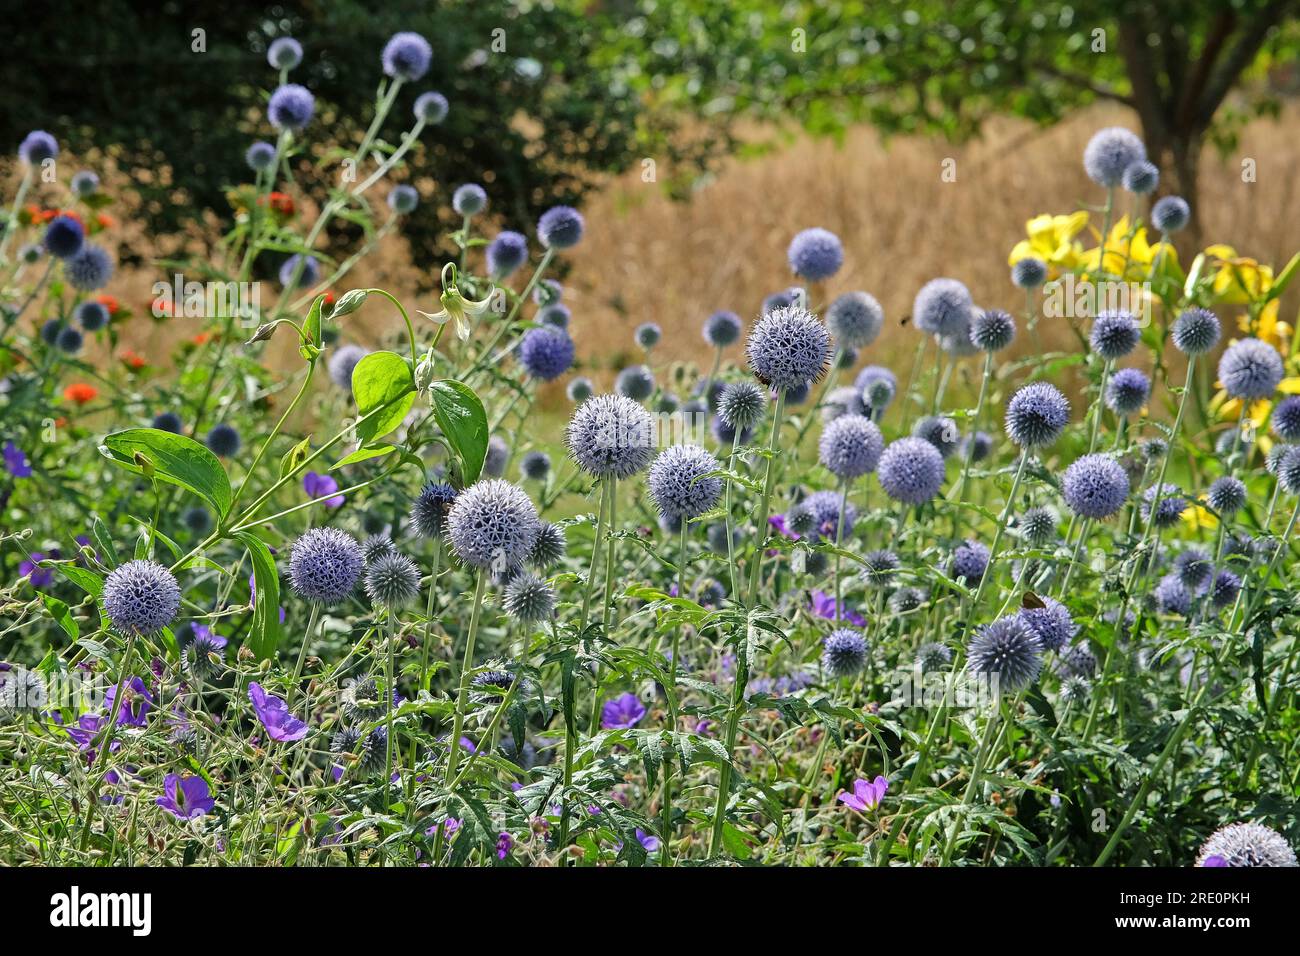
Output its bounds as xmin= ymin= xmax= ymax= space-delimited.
xmin=745 ymin=390 xmax=788 ymax=606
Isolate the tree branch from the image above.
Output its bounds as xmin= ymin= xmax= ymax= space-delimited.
xmin=1176 ymin=10 xmax=1236 ymax=128
xmin=1032 ymin=63 xmax=1135 ymax=107
xmin=1196 ymin=0 xmax=1296 ymax=128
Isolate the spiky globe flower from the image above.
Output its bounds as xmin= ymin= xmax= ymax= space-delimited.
xmin=486 ymin=230 xmax=528 ymax=279
xmin=246 ymin=140 xmax=276 ymax=171
xmin=822 ymin=386 xmax=866 ymax=423
xmin=1106 ymin=367 xmax=1150 ymax=416
xmin=912 ymin=415 xmax=961 ymax=459
xmin=289 ymin=528 xmax=363 ymax=605
xmin=1019 ymin=506 xmax=1058 ymax=545
xmin=1271 ymin=395 xmax=1300 ymax=442
xmin=268 ymin=83 xmax=315 ymax=130
xmin=1206 ymin=476 xmax=1246 ymax=516
xmin=826 ymin=291 xmax=883 ymax=349
xmin=566 ymin=394 xmax=656 ymax=480
xmin=1058 ymin=674 xmax=1090 ymax=705
xmin=471 ymin=667 xmax=518 ymax=701
xmin=1197 ymin=822 xmax=1297 ymax=867
xmin=267 ymin=36 xmax=303 ymax=69
xmin=784 ymin=381 xmax=811 ymax=404
xmin=519 ymin=450 xmax=551 ymax=482
xmin=1083 ymin=127 xmax=1146 ymax=187
xmin=503 ymin=571 xmax=556 ymax=623
xmin=362 ymin=533 xmax=397 ymax=566
xmin=44 ymin=215 xmax=84 ymax=259
xmin=330 ymin=724 xmax=363 ymax=760
xmin=647 ymin=444 xmax=723 ymax=521
xmin=538 ymin=205 xmax=585 ymax=250
xmin=1277 ymin=446 xmax=1300 ymax=495
xmin=483 ymin=436 xmax=508 ymax=479
xmin=1154 ymin=573 xmax=1191 ymax=616
xmin=940 ymin=315 xmax=980 ymax=358
xmin=340 ymin=674 xmax=391 ymax=723
xmin=915 ymin=642 xmax=952 ymax=673
xmin=184 ymin=632 xmax=224 ymax=679
xmin=790 ymin=489 xmax=857 ymax=542
xmin=206 ymin=423 xmax=241 ymax=457
xmin=411 ymin=481 xmax=457 ymax=539
xmin=818 ymin=415 xmax=884 ymax=479
xmin=951 ymin=539 xmax=991 ymax=585
xmin=703 ymin=310 xmax=743 ymax=347
xmin=57 ymin=326 xmax=83 ymax=354
xmin=762 ymin=287 xmax=804 ymax=315
xmin=1141 ymin=484 xmax=1188 ymax=528
xmin=413 ymin=89 xmax=449 ymax=124
xmin=1005 ymin=382 xmax=1070 ymax=448
xmin=1017 ymin=596 xmax=1076 ymax=653
xmin=76 ymin=300 xmax=109 ymax=331
xmin=19 ymin=130 xmax=58 ymax=165
xmin=1171 ymin=307 xmax=1221 ymax=356
xmin=1219 ymin=337 xmax=1284 ymax=400
xmin=1062 ymin=453 xmax=1130 ymax=520
xmin=357 ymin=727 xmax=389 ymax=775
xmin=182 ymin=506 xmax=212 ymax=535
xmin=745 ymin=305 xmax=832 ymax=393
xmin=566 ymin=376 xmax=594 ymax=403
xmin=382 ymin=31 xmax=432 ymax=80
xmin=446 ymin=479 xmax=541 ymax=572
xmin=787 ymin=228 xmax=843 ymax=281
xmin=103 ymin=560 xmax=181 ymax=636
xmin=387 ymin=184 xmax=419 ymax=214
xmin=889 ymin=587 xmax=926 ymax=613
xmin=328 ymin=344 xmax=367 ymax=390
xmin=1211 ymin=569 xmax=1242 ymax=608
xmin=1143 ymin=438 xmax=1168 ymax=461
xmin=1011 ymin=257 xmax=1048 ymax=289
xmin=970 ymin=308 xmax=1016 ymax=352
xmin=711 ymin=414 xmax=752 ymax=446
xmin=528 ymin=522 xmax=567 ymax=569
xmin=65 ymin=245 xmax=113 ymax=290
xmin=447 ymin=183 xmax=486 ymax=218
xmin=1062 ymin=642 xmax=1097 ymax=678
xmin=152 ymin=411 xmax=183 ymax=434
xmin=1090 ymin=310 xmax=1140 ymax=360
xmin=1122 ymin=160 xmax=1159 ymax=194
xmin=855 ymin=549 xmax=897 ymax=587
xmin=821 ymin=628 xmax=867 ymax=677
xmin=1151 ymin=195 xmax=1191 ymax=233
xmin=518 ymin=326 xmax=575 ymax=382
xmin=615 ymin=364 xmax=655 ymax=402
xmin=634 ymin=322 xmax=662 ymax=350
xmin=878 ymin=436 xmax=945 ymax=505
xmin=913 ymin=278 xmax=972 ymax=337
xmin=718 ymin=381 xmax=768 ymax=433
xmin=962 ymin=431 xmax=993 ymax=462
xmin=1174 ymin=546 xmax=1212 ymax=590
xmin=968 ymin=616 xmax=1042 ymax=694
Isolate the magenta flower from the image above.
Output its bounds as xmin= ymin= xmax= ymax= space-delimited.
xmin=156 ymin=773 xmax=215 ymax=819
xmin=838 ymin=775 xmax=889 ymax=812
xmin=496 ymin=831 xmax=513 ymax=860
xmin=809 ymin=590 xmax=867 ymax=627
xmin=248 ymin=682 xmax=308 ymax=742
xmin=601 ymin=692 xmax=646 ymax=730
xmin=106 ymin=676 xmax=154 ymax=727
xmin=303 ymin=470 xmax=344 ymax=508
xmin=3 ymin=441 xmax=32 ymax=478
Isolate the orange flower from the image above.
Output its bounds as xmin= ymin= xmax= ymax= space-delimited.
xmin=259 ymin=191 xmax=295 ymax=216
xmin=192 ymin=332 xmax=212 ymax=346
xmin=121 ymin=350 xmax=146 ymax=370
xmin=95 ymin=294 xmax=120 ymax=315
xmin=96 ymin=213 xmax=115 ymax=229
xmin=63 ymin=383 xmax=98 ymax=404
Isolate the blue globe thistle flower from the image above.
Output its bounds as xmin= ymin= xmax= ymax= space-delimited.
xmin=357 ymin=726 xmax=389 ymax=775
xmin=103 ymin=560 xmax=181 ymax=636
xmin=1219 ymin=337 xmax=1284 ymax=400
xmin=825 ymin=291 xmax=882 ymax=349
xmin=861 ymin=549 xmax=900 ymax=586
xmin=364 ymin=551 xmax=421 ymax=607
xmin=486 ymin=230 xmax=528 ymax=279
xmin=1207 ymin=476 xmax=1246 ymax=515
xmin=1211 ymin=569 xmax=1242 ymax=608
xmin=245 ymin=140 xmax=277 ymax=172
xmin=961 ymin=430 xmax=994 ymax=463
xmin=183 ymin=631 xmax=224 ymax=678
xmin=939 ymin=315 xmax=981 ymax=357
xmin=711 ymin=413 xmax=752 ymax=446
xmin=1151 ymin=195 xmax=1191 ymax=233
xmin=1141 ymin=483 xmax=1188 ymax=528
xmin=877 ymin=436 xmax=945 ymax=505
xmin=56 ymin=325 xmax=83 ymax=354
xmin=1154 ymin=573 xmax=1191 ymax=616
xmin=528 ymin=521 xmax=566 ymax=569
xmin=268 ymin=83 xmax=315 ymax=130
xmin=1058 ymin=675 xmax=1091 ymax=705
xmin=19 ymin=130 xmax=58 ymax=165
xmin=818 ymin=414 xmax=884 ymax=479
xmin=790 ymin=489 xmax=857 ymax=542
xmin=387 ymin=184 xmax=419 ymax=214
xmin=340 ymin=673 xmax=395 ymax=723
xmin=889 ymin=587 xmax=927 ymax=613
xmin=503 ymin=571 xmax=556 ymax=623
xmin=413 ymin=91 xmax=449 ymax=124
xmin=1062 ymin=642 xmax=1097 ymax=678
xmin=967 ymin=616 xmax=1042 ymax=694
xmin=70 ymin=170 xmax=100 ymax=197
xmin=1174 ymin=546 xmax=1212 ymax=590
xmin=951 ymin=539 xmax=991 ymax=585
xmin=327 ymin=344 xmax=368 ymax=390
xmin=913 ymin=277 xmax=973 ymax=337
xmin=278 ymin=254 xmax=319 ymax=289
xmin=1005 ymin=382 xmax=1070 ymax=448
xmin=382 ymin=32 xmax=432 ymax=81
xmin=152 ymin=411 xmax=183 ymax=434
xmin=787 ymin=228 xmax=844 ymax=282
xmin=648 ymin=444 xmax=723 ymax=521
xmin=205 ymin=423 xmax=241 ymax=457
xmin=44 ymin=216 xmax=84 ymax=259
xmin=484 ymin=436 xmax=508 ymax=478
xmin=1011 ymin=257 xmax=1048 ymax=289
xmin=718 ymin=381 xmax=768 ymax=433
xmin=1017 ymin=596 xmax=1076 ymax=653
xmin=64 ymin=245 xmax=114 ymax=290
xmin=566 ymin=376 xmax=594 ymax=403
xmin=970 ymin=308 xmax=1016 ymax=352
xmin=538 ymin=206 xmax=585 ymax=250
xmin=821 ymin=628 xmax=867 ymax=677
xmin=1018 ymin=506 xmax=1058 ymax=545
xmin=761 ymin=287 xmax=803 ymax=315
xmin=566 ymin=394 xmax=655 ymax=479
xmin=289 ymin=527 xmax=363 ymax=604
xmin=533 ymin=279 xmax=563 ymax=306
xmin=745 ymin=305 xmax=832 ymax=392
xmin=916 ymin=641 xmax=953 ymax=673
xmin=856 ymin=365 xmax=897 ymax=411
xmin=1121 ymin=160 xmax=1159 ymax=194
xmin=538 ymin=303 xmax=570 ymax=328
xmin=703 ymin=310 xmax=743 ymax=348
xmin=267 ymin=36 xmax=303 ymax=70
xmin=1090 ymin=310 xmax=1140 ymax=360
xmin=362 ymin=532 xmax=397 ymax=565
xmin=1271 ymin=395 xmax=1300 ymax=442
xmin=76 ymin=300 xmax=110 ymax=331
xmin=1083 ymin=127 xmax=1146 ymax=187
xmin=518 ymin=326 xmax=575 ymax=382
xmin=446 ymin=479 xmax=541 ymax=572
xmin=1196 ymin=823 xmax=1298 ymax=868
xmin=452 ymin=183 xmax=487 ymax=216
xmin=635 ymin=322 xmax=661 ymax=350
xmin=1142 ymin=438 xmax=1168 ymax=461
xmin=615 ymin=364 xmax=655 ymax=402
xmin=411 ymin=481 xmax=458 ymax=538
xmin=40 ymin=319 xmax=63 ymax=345
xmin=1277 ymin=446 xmax=1300 ymax=495
xmin=1061 ymin=453 xmax=1130 ymax=520
xmin=1171 ymin=307 xmax=1221 ymax=356
xmin=1105 ymin=367 xmax=1150 ymax=416
xmin=912 ymin=415 xmax=961 ymax=459
xmin=822 ymin=386 xmax=868 ymax=422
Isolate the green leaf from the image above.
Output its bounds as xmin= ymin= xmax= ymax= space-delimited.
xmin=428 ymin=379 xmax=488 ymax=484
xmin=100 ymin=428 xmax=233 ymax=518
xmin=40 ymin=594 xmax=77 ymax=640
xmin=237 ymin=532 xmax=283 ymax=661
xmin=301 ymin=294 xmax=326 ymax=354
xmin=722 ymin=823 xmax=753 ymax=860
xmin=59 ymin=564 xmax=104 ymax=598
xmin=89 ymin=515 xmax=119 ymax=567
xmin=330 ymin=444 xmax=397 ymax=471
xmin=351 ymin=351 xmax=415 ymax=444
xmin=1264 ymin=250 xmax=1300 ymax=304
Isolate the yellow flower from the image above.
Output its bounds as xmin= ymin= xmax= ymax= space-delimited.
xmin=1236 ymin=299 xmax=1292 ymax=353
xmin=1181 ymin=496 xmax=1218 ymax=532
xmin=1008 ymin=212 xmax=1089 ymax=274
xmin=1079 ymin=216 xmax=1178 ymax=281
xmin=1207 ymin=246 xmax=1274 ymax=305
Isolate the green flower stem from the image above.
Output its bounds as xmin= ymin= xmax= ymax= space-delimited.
xmin=659 ymin=519 xmax=689 ymax=866
xmin=938 ymin=704 xmax=1002 ymax=866
xmin=383 ymin=605 xmax=399 ymax=806
xmin=588 ymin=478 xmax=620 ymax=736
xmin=466 ymin=246 xmax=555 ymax=380
xmin=286 ymin=602 xmax=321 ymax=711
xmin=723 ymin=428 xmax=744 ymax=598
xmin=833 ymin=476 xmax=850 ymax=622
xmin=419 ymin=541 xmax=441 ymax=692
xmin=79 ymin=631 xmax=138 ymax=852
xmin=953 ymin=349 xmax=994 ymax=520
xmin=227 ymin=361 xmax=316 ymax=516
xmin=965 ymin=447 xmax=1030 ymax=617
xmin=708 ymin=646 xmax=749 ymax=858
xmin=745 ymin=389 xmax=788 ymax=606
xmin=352 ymin=116 xmax=427 ymax=198
xmin=442 ymin=570 xmax=488 ymax=789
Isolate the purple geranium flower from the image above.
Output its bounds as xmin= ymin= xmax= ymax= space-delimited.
xmin=248 ymin=682 xmax=308 ymax=741
xmin=1201 ymin=855 xmax=1228 ymax=867
xmin=769 ymin=513 xmax=799 ymax=540
xmin=601 ymin=692 xmax=646 ymax=730
xmin=809 ymin=590 xmax=868 ymax=627
xmin=636 ymin=828 xmax=660 ymax=852
xmin=303 ymin=471 xmax=344 ymax=508
xmin=105 ymin=676 xmax=153 ymax=727
xmin=838 ymin=775 xmax=889 ymax=812
xmin=156 ymin=773 xmax=215 ymax=819
xmin=3 ymin=441 xmax=32 ymax=478
xmin=496 ymin=831 xmax=513 ymax=860
xmin=19 ymin=551 xmax=55 ymax=589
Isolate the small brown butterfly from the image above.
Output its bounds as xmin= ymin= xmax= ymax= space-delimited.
xmin=1021 ymin=591 xmax=1046 ymax=610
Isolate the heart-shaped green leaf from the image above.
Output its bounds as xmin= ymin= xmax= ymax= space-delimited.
xmin=100 ymin=428 xmax=233 ymax=517
xmin=429 ymin=379 xmax=488 ymax=484
xmin=352 ymin=351 xmax=415 ymax=444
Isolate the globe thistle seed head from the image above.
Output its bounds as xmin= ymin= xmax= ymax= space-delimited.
xmin=951 ymin=539 xmax=991 ymax=585
xmin=387 ymin=184 xmax=419 ymax=215
xmin=411 ymin=481 xmax=458 ymax=539
xmin=1172 ymin=307 xmax=1221 ymax=356
xmin=503 ymin=571 xmax=556 ymax=623
xmin=968 ymin=616 xmax=1042 ymax=694
xmin=1059 ymin=675 xmax=1091 ymax=705
xmin=1005 ymin=382 xmax=1070 ymax=448
xmin=56 ymin=325 xmax=83 ymax=354
xmin=1277 ymin=446 xmax=1300 ymax=496
xmin=1211 ymin=569 xmax=1242 ymax=608
xmin=328 ymin=344 xmax=368 ymax=390
xmin=446 ymin=479 xmax=541 ymax=572
xmin=1090 ymin=310 xmax=1140 ymax=360
xmin=790 ymin=489 xmax=858 ymax=542
xmin=152 ymin=411 xmax=183 ymax=434
xmin=970 ymin=308 xmax=1016 ymax=352
xmin=1062 ymin=642 xmax=1097 ymax=678
xmin=245 ymin=140 xmax=276 ymax=172
xmin=267 ymin=83 xmax=315 ymax=130
xmin=76 ymin=300 xmax=109 ymax=331
xmin=615 ymin=364 xmax=655 ymax=402
xmin=182 ymin=506 xmax=213 ymax=535
xmin=528 ymin=521 xmax=567 ymax=569
xmin=826 ymin=291 xmax=883 ymax=349
xmin=183 ymin=633 xmax=224 ymax=679
xmin=65 ymin=245 xmax=114 ymax=291
xmin=1083 ymin=127 xmax=1147 ymax=187
xmin=44 ymin=215 xmax=85 ymax=259
xmin=1271 ymin=395 xmax=1300 ymax=442
xmin=205 ymin=423 xmax=241 ymax=457
xmin=340 ymin=674 xmax=391 ymax=724
xmin=787 ymin=506 xmax=818 ymax=537
xmin=878 ymin=436 xmax=946 ymax=505
xmin=915 ymin=641 xmax=953 ymax=673
xmin=1062 ymin=453 xmax=1130 ymax=520
xmin=745 ymin=305 xmax=832 ymax=392
xmin=913 ymin=277 xmax=973 ymax=337
xmin=486 ymin=230 xmax=528 ymax=279
xmin=1174 ymin=546 xmax=1212 ymax=590
xmin=1019 ymin=506 xmax=1058 ymax=545
xmin=483 ymin=436 xmax=509 ymax=479
xmin=1154 ymin=573 xmax=1191 ymax=616
xmin=1219 ymin=337 xmax=1284 ymax=400
xmin=703 ymin=310 xmax=743 ymax=347
xmin=1106 ymin=367 xmax=1150 ymax=416
xmin=1207 ymin=476 xmax=1247 ymax=516
xmin=566 ymin=376 xmax=594 ymax=404
xmin=290 ymin=528 xmax=363 ymax=605
xmin=1196 ymin=822 xmax=1298 ymax=867
xmin=1122 ymin=159 xmax=1159 ymax=194
xmin=889 ymin=587 xmax=927 ymax=614
xmin=565 ymin=394 xmax=656 ymax=480
xmin=1141 ymin=484 xmax=1188 ymax=529
xmin=1151 ymin=195 xmax=1191 ymax=233
xmin=382 ymin=31 xmax=432 ymax=80
xmin=1017 ymin=596 xmax=1076 ymax=653
xmin=635 ymin=322 xmax=662 ymax=350
xmin=413 ymin=91 xmax=449 ymax=124
xmin=519 ymin=450 xmax=551 ymax=482
xmin=19 ymin=130 xmax=58 ymax=165
xmin=103 ymin=560 xmax=182 ymax=636
xmin=518 ymin=326 xmax=575 ymax=382
xmin=912 ymin=415 xmax=961 ymax=459
xmin=1267 ymin=442 xmax=1294 ymax=476
xmin=278 ymin=253 xmax=319 ymax=289
xmin=648 ymin=444 xmax=723 ymax=521
xmin=818 ymin=414 xmax=884 ymax=479
xmin=330 ymin=725 xmax=363 ymax=759
xmin=961 ymin=431 xmax=994 ymax=463
xmin=718 ymin=381 xmax=768 ymax=433
xmin=537 ymin=205 xmax=585 ymax=250
xmin=362 ymin=533 xmax=397 ymax=566
xmin=821 ymin=628 xmax=867 ymax=677
xmin=787 ymin=227 xmax=844 ymax=281
xmin=1011 ymin=257 xmax=1048 ymax=289
xmin=452 ymin=183 xmax=487 ymax=217
xmin=358 ymin=727 xmax=389 ymax=775
xmin=267 ymin=36 xmax=303 ymax=69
